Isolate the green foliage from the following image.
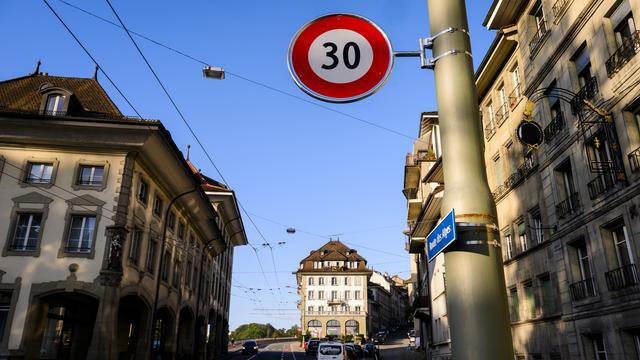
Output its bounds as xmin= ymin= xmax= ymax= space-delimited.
xmin=230 ymin=323 xmax=300 ymax=340
xmin=342 ymin=335 xmax=353 ymax=342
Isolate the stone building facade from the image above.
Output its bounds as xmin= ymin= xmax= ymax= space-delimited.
xmin=0 ymin=70 xmax=246 ymax=359
xmin=367 ymin=271 xmax=409 ymax=336
xmin=478 ymin=0 xmax=640 ymax=358
xmin=296 ymin=240 xmax=371 ymax=338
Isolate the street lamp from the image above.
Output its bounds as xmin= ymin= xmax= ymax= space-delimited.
xmin=203 ymin=66 xmax=225 ymax=80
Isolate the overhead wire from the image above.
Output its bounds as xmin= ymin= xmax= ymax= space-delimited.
xmin=103 ymin=0 xmax=287 ymax=307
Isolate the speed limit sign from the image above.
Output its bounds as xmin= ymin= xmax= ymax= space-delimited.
xmin=288 ymin=14 xmax=394 ymax=103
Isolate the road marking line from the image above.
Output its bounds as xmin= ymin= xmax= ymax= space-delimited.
xmin=290 ymin=343 xmax=297 ymax=360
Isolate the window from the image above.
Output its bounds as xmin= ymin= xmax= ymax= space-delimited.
xmin=0 ymin=291 xmax=11 ymax=342
xmin=137 ymin=179 xmax=149 ymax=205
xmin=612 ymin=223 xmax=634 ymax=267
xmin=318 ymin=306 xmax=324 ymax=312
xmin=161 ymin=251 xmax=171 ymax=281
xmin=590 ymin=334 xmax=608 ymax=360
xmin=193 ymin=266 xmax=199 ymax=289
xmin=308 ymin=277 xmax=315 ymax=286
xmin=153 ymin=195 xmax=163 ymax=218
xmin=344 ymin=277 xmax=351 ymax=286
xmin=167 ymin=212 xmax=176 ymax=231
xmin=485 ymin=101 xmax=496 ymax=135
xmin=344 ymin=290 xmax=351 ymax=300
xmin=354 ymin=277 xmax=362 ymax=286
xmin=611 ymin=1 xmax=636 ymax=48
xmin=505 ymin=233 xmax=514 ymax=260
xmin=128 ymin=229 xmax=143 ymax=265
xmin=355 ymin=290 xmax=361 ymax=300
xmin=569 ymin=240 xmax=597 ymax=300
xmin=45 ymin=94 xmax=65 ymax=115
xmin=530 ymin=209 xmax=544 ymax=245
xmin=10 ymin=213 xmax=42 ymax=251
xmin=319 ymin=277 xmax=325 ymax=285
xmin=539 ymin=274 xmax=557 ymax=315
xmin=355 ymin=306 xmax=361 ymax=312
xmin=331 ymin=290 xmax=338 ymax=300
xmin=308 ymin=291 xmax=315 ymax=300
xmin=331 ymin=277 xmax=338 ymax=286
xmin=65 ymin=215 xmax=96 ymax=253
xmin=511 ymin=64 xmax=522 ymax=100
xmin=146 ymin=239 xmax=157 ymax=273
xmin=178 ymin=222 xmax=185 ymax=240
xmin=509 ymin=287 xmax=520 ymax=322
xmin=523 ymin=281 xmax=535 ymax=319
xmin=532 ymin=1 xmax=546 ymax=34
xmin=173 ymin=261 xmax=181 ymax=287
xmin=318 ymin=291 xmax=325 ymax=300
xmin=185 ymin=260 xmax=192 ymax=287
xmin=518 ymin=221 xmax=528 ymax=252
xmin=493 ymin=154 xmax=504 ymax=187
xmin=497 ymin=84 xmax=508 ymax=125
xmin=307 ymin=306 xmax=313 ymax=312
xmin=77 ymin=165 xmax=104 ymax=186
xmin=576 ymin=242 xmax=593 ymax=281
xmin=555 ymin=160 xmax=579 ymax=218
xmin=26 ymin=162 xmax=53 ymax=184
xmin=573 ymin=45 xmax=593 ymax=91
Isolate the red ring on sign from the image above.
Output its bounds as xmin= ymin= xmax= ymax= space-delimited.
xmin=289 ymin=14 xmax=392 ymax=102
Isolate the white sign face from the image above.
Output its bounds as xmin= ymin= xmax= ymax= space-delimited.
xmin=308 ymin=29 xmax=374 ymax=84
xmin=288 ymin=13 xmax=394 ymax=103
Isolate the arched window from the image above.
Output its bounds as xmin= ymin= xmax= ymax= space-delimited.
xmin=308 ymin=320 xmax=322 ymax=327
xmin=38 ymin=84 xmax=72 ymax=116
xmin=345 ymin=320 xmax=359 ymax=335
xmin=326 ymin=320 xmax=341 ymax=335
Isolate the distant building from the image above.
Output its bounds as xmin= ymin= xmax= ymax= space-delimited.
xmin=296 ymin=240 xmax=372 ymax=338
xmin=0 ymin=69 xmax=246 ymax=359
xmin=367 ymin=271 xmax=409 ymax=335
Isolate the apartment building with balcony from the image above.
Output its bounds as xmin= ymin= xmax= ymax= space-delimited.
xmin=0 ymin=69 xmax=246 ymax=359
xmin=296 ymin=240 xmax=372 ymax=338
xmin=402 ymin=112 xmax=450 ymax=358
xmin=367 ymin=271 xmax=409 ymax=336
xmin=479 ymin=0 xmax=640 ymax=357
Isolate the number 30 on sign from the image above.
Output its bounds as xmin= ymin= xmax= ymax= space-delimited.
xmin=288 ymin=14 xmax=394 ymax=103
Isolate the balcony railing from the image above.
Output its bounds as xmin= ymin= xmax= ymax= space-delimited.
xmin=485 ymin=123 xmax=496 ymax=140
xmin=552 ymin=0 xmax=571 ymax=19
xmin=492 ymin=156 xmax=538 ymax=201
xmin=529 ymin=20 xmax=550 ymax=55
xmin=492 ymin=184 xmax=508 ymax=200
xmin=556 ymin=192 xmax=580 ymax=219
xmin=495 ymin=104 xmax=510 ymax=126
xmin=569 ymin=277 xmax=597 ymax=301
xmin=587 ymin=174 xmax=616 ymax=199
xmin=606 ymin=31 xmax=640 ymax=77
xmin=305 ymin=311 xmax=363 ymax=316
xmin=605 ymin=264 xmax=639 ymax=291
xmin=509 ymin=85 xmax=523 ymax=110
xmin=629 ymin=146 xmax=640 ymax=173
xmin=571 ymin=77 xmax=599 ymax=114
xmin=544 ymin=112 xmax=565 ymax=142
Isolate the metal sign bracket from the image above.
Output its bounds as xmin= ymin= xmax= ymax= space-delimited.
xmin=394 ymin=27 xmax=472 ymax=69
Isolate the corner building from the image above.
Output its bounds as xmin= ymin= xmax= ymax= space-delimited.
xmin=296 ymin=240 xmax=371 ymax=338
xmin=478 ymin=0 xmax=640 ymax=358
xmin=0 ymin=70 xmax=246 ymax=359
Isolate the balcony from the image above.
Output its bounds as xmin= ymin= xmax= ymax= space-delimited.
xmin=552 ymin=0 xmax=571 ymax=20
xmin=327 ymin=298 xmax=346 ymax=305
xmin=587 ymin=174 xmax=616 ymax=199
xmin=305 ymin=311 xmax=363 ymax=316
xmin=606 ymin=31 xmax=640 ymax=77
xmin=605 ymin=264 xmax=639 ymax=291
xmin=495 ymin=104 xmax=509 ymax=127
xmin=543 ymin=112 xmax=565 ymax=142
xmin=529 ymin=20 xmax=550 ymax=56
xmin=484 ymin=123 xmax=496 ymax=140
xmin=509 ymin=85 xmax=523 ymax=110
xmin=492 ymin=156 xmax=538 ymax=201
xmin=629 ymin=146 xmax=640 ymax=173
xmin=491 ymin=184 xmax=508 ymax=200
xmin=555 ymin=192 xmax=580 ymax=219
xmin=569 ymin=277 xmax=597 ymax=301
xmin=407 ymin=237 xmax=425 ymax=254
xmin=571 ymin=77 xmax=599 ymax=114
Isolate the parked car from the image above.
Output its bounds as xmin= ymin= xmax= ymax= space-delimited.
xmin=353 ymin=344 xmax=363 ymax=358
xmin=373 ymin=332 xmax=387 ymax=344
xmin=242 ymin=340 xmax=259 ymax=355
xmin=306 ymin=339 xmax=321 ymax=355
xmin=344 ymin=344 xmax=358 ymax=360
xmin=317 ymin=342 xmax=346 ymax=360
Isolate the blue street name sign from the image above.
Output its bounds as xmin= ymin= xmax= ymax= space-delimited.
xmin=427 ymin=209 xmax=456 ymax=262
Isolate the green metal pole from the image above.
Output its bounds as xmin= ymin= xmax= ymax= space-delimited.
xmin=426 ymin=0 xmax=514 ymax=358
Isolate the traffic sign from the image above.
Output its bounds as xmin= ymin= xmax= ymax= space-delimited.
xmin=427 ymin=209 xmax=456 ymax=262
xmin=288 ymin=14 xmax=394 ymax=103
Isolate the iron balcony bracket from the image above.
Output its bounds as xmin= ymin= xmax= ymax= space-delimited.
xmin=394 ymin=27 xmax=471 ymax=69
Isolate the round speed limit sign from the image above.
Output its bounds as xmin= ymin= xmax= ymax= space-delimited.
xmin=288 ymin=14 xmax=394 ymax=103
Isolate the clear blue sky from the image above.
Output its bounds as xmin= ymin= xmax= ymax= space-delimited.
xmin=1 ymin=0 xmax=496 ymax=330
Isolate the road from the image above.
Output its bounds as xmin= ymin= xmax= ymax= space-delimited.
xmin=226 ymin=333 xmax=425 ymax=360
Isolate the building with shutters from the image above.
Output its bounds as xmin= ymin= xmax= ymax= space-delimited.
xmin=477 ymin=0 xmax=640 ymax=357
xmin=0 ymin=67 xmax=246 ymax=359
xmin=296 ymin=240 xmax=372 ymax=338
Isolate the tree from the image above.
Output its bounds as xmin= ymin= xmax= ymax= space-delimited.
xmin=285 ymin=325 xmax=300 ymax=337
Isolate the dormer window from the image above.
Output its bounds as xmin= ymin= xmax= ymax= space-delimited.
xmin=45 ymin=94 xmax=66 ymax=116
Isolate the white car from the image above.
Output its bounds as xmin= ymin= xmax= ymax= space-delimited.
xmin=317 ymin=342 xmax=346 ymax=360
